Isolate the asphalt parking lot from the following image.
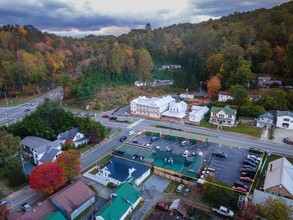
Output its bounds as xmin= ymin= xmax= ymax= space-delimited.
xmin=128 ymin=132 xmax=263 ymax=190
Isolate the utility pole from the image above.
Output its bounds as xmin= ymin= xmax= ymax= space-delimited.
xmin=4 ymin=92 xmax=8 ymax=105
xmin=20 ymin=155 xmax=28 ymax=182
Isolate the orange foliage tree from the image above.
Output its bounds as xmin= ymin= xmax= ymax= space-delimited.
xmin=29 ymin=162 xmax=66 ymax=194
xmin=56 ymin=149 xmax=81 ymax=182
xmin=207 ymin=75 xmax=221 ymax=100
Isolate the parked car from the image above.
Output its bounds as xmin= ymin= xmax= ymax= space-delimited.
xmin=176 ymin=184 xmax=184 ymax=193
xmin=182 ymin=150 xmax=190 ymax=157
xmin=102 ymin=114 xmax=110 ymax=118
xmin=232 ymin=186 xmax=248 ymax=192
xmin=249 ymin=148 xmax=262 ymax=154
xmin=243 ymin=160 xmax=257 ymax=167
xmin=119 ymin=136 xmax=127 ymax=142
xmin=240 ymin=176 xmax=254 ymax=183
xmin=132 ymin=140 xmax=138 ymax=144
xmin=247 ymin=155 xmax=261 ymax=161
xmin=241 ymin=172 xmax=255 ymax=179
xmin=155 ymin=202 xmax=169 ymax=211
xmin=129 ymin=130 xmax=136 ymax=136
xmin=24 ymin=108 xmax=30 ymax=112
xmin=165 ymin=147 xmax=171 ymax=152
xmin=145 ymin=143 xmax=153 ymax=148
xmin=183 ymin=188 xmax=191 ymax=196
xmin=243 ymin=164 xmax=256 ymax=169
xmin=212 ymin=205 xmax=234 ymax=217
xmin=247 ymin=156 xmax=259 ymax=164
xmin=213 ymin=152 xmax=227 ymax=159
xmin=240 ymin=168 xmax=256 ymax=174
xmin=180 ymin=141 xmax=189 ymax=146
xmin=284 ymin=137 xmax=293 ymax=145
xmin=21 ymin=203 xmax=32 ymax=212
xmin=234 ymin=180 xmax=249 ymax=189
xmin=0 ymin=200 xmax=6 ymax=206
xmin=109 ymin=116 xmax=117 ymax=120
xmin=150 ymin=136 xmax=160 ymax=142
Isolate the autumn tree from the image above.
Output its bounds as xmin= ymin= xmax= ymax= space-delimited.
xmin=259 ymin=198 xmax=292 ymax=220
xmin=0 ymin=205 xmax=9 ymax=220
xmin=135 ymin=48 xmax=154 ymax=84
xmin=29 ymin=162 xmax=66 ymax=194
xmin=56 ymin=149 xmax=81 ymax=182
xmin=207 ymin=75 xmax=221 ymax=100
xmin=237 ymin=200 xmax=258 ymax=220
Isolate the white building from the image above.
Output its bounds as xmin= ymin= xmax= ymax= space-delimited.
xmin=218 ymin=91 xmax=233 ymax=102
xmin=58 ymin=127 xmax=89 ymax=147
xmin=162 ymin=101 xmax=188 ymax=119
xmin=276 ymin=111 xmax=293 ymax=129
xmin=162 ymin=64 xmax=181 ymax=69
xmin=189 ymin=106 xmax=209 ymax=123
xmin=130 ymin=95 xmax=175 ymax=118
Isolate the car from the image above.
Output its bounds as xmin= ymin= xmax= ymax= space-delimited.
xmin=119 ymin=136 xmax=127 ymax=142
xmin=132 ymin=140 xmax=138 ymax=144
xmin=150 ymin=136 xmax=160 ymax=142
xmin=243 ymin=164 xmax=256 ymax=169
xmin=212 ymin=205 xmax=234 ymax=217
xmin=243 ymin=160 xmax=257 ymax=167
xmin=21 ymin=203 xmax=32 ymax=212
xmin=182 ymin=150 xmax=190 ymax=157
xmin=156 ymin=146 xmax=161 ymax=150
xmin=249 ymin=148 xmax=262 ymax=154
xmin=180 ymin=140 xmax=189 ymax=146
xmin=183 ymin=188 xmax=191 ymax=196
xmin=0 ymin=200 xmax=6 ymax=206
xmin=284 ymin=137 xmax=293 ymax=145
xmin=155 ymin=202 xmax=169 ymax=211
xmin=176 ymin=184 xmax=184 ymax=193
xmin=145 ymin=143 xmax=153 ymax=148
xmin=102 ymin=115 xmax=110 ymax=118
xmin=129 ymin=130 xmax=136 ymax=136
xmin=24 ymin=108 xmax=30 ymax=112
xmin=213 ymin=152 xmax=227 ymax=159
xmin=109 ymin=116 xmax=117 ymax=120
xmin=247 ymin=157 xmax=259 ymax=164
xmin=240 ymin=176 xmax=254 ymax=183
xmin=247 ymin=154 xmax=261 ymax=161
xmin=192 ymin=151 xmax=204 ymax=157
xmin=240 ymin=168 xmax=256 ymax=174
xmin=241 ymin=172 xmax=255 ymax=179
xmin=234 ymin=180 xmax=249 ymax=189
xmin=232 ymin=186 xmax=248 ymax=192
xmin=165 ymin=147 xmax=171 ymax=152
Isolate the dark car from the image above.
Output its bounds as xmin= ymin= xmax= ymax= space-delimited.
xmin=240 ymin=176 xmax=254 ymax=183
xmin=150 ymin=136 xmax=160 ymax=142
xmin=119 ymin=136 xmax=127 ymax=142
xmin=155 ymin=202 xmax=169 ymax=211
xmin=249 ymin=148 xmax=262 ymax=154
xmin=234 ymin=180 xmax=249 ymax=189
xmin=241 ymin=172 xmax=255 ymax=179
xmin=24 ymin=108 xmax=30 ymax=112
xmin=213 ymin=152 xmax=227 ymax=159
xmin=243 ymin=164 xmax=256 ymax=169
xmin=232 ymin=186 xmax=247 ymax=192
xmin=132 ymin=140 xmax=138 ymax=144
xmin=0 ymin=200 xmax=6 ymax=206
xmin=243 ymin=160 xmax=257 ymax=167
xmin=240 ymin=168 xmax=256 ymax=174
xmin=109 ymin=116 xmax=117 ymax=120
xmin=247 ymin=157 xmax=259 ymax=165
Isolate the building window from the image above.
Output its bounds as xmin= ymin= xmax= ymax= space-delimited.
xmin=219 ymin=114 xmax=224 ymax=118
xmin=283 ymin=118 xmax=289 ymax=122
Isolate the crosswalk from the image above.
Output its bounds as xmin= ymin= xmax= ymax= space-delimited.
xmin=127 ymin=118 xmax=145 ymax=129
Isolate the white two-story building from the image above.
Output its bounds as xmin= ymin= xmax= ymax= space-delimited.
xmin=276 ymin=111 xmax=293 ymax=129
xmin=209 ymin=105 xmax=237 ymax=127
xmin=130 ymin=95 xmax=175 ymax=118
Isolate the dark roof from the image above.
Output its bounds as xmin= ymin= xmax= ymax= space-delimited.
xmin=58 ymin=127 xmax=80 ymax=140
xmin=50 ymin=180 xmax=95 ymax=214
xmin=40 ymin=148 xmax=61 ymax=163
xmin=21 ymin=136 xmax=51 ymax=149
xmin=277 ymin=110 xmax=293 ymax=118
xmin=100 ymin=156 xmax=150 ymax=182
xmin=35 ymin=140 xmax=61 ymax=154
xmin=258 ymin=112 xmax=275 ymax=120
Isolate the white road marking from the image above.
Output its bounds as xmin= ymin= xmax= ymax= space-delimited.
xmin=127 ymin=119 xmax=145 ymax=129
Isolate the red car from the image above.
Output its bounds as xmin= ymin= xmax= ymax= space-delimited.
xmin=155 ymin=202 xmax=169 ymax=211
xmin=232 ymin=186 xmax=247 ymax=192
xmin=102 ymin=115 xmax=110 ymax=118
xmin=240 ymin=176 xmax=254 ymax=183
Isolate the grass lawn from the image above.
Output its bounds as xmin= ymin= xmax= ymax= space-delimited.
xmin=89 ymin=168 xmax=99 ymax=175
xmin=164 ymin=181 xmax=179 ymax=193
xmin=200 ymin=117 xmax=262 ymax=137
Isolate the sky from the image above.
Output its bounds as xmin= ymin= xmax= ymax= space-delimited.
xmin=0 ymin=0 xmax=290 ymax=38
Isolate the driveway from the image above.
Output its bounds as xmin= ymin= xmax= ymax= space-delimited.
xmin=273 ymin=128 xmax=293 ymax=143
xmin=131 ymin=174 xmax=170 ymax=220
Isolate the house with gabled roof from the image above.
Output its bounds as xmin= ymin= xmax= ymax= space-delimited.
xmin=218 ymin=91 xmax=233 ymax=102
xmin=276 ymin=111 xmax=293 ymax=129
xmin=96 ymin=156 xmax=150 ymax=186
xmin=58 ymin=127 xmax=89 ymax=147
xmin=256 ymin=112 xmax=275 ymax=128
xmin=95 ymin=183 xmax=141 ymax=220
xmin=263 ymin=157 xmax=293 ymax=199
xmin=189 ymin=106 xmax=209 ymax=123
xmin=209 ymin=105 xmax=237 ymax=127
xmin=130 ymin=95 xmax=175 ymax=118
xmin=21 ymin=136 xmax=62 ymax=165
xmin=162 ymin=101 xmax=188 ymax=119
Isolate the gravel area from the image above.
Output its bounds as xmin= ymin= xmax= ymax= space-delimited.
xmin=131 ymin=174 xmax=170 ymax=220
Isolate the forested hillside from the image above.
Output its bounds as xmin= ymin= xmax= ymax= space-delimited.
xmin=0 ymin=2 xmax=293 ymax=100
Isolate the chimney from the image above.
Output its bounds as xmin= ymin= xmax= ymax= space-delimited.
xmin=270 ymin=163 xmax=273 ymax=172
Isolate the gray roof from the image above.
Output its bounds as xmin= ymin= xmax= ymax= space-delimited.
xmin=21 ymin=136 xmax=51 ymax=149
xmin=34 ymin=140 xmax=61 ymax=154
xmin=258 ymin=112 xmax=275 ymax=120
xmin=277 ymin=111 xmax=293 ymax=118
xmin=40 ymin=148 xmax=61 ymax=163
xmin=100 ymin=156 xmax=150 ymax=182
xmin=59 ymin=127 xmax=80 ymax=140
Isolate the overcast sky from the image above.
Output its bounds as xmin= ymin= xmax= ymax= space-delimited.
xmin=0 ymin=0 xmax=290 ymax=38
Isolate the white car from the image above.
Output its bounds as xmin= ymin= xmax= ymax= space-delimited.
xmin=146 ymin=143 xmax=153 ymax=148
xmin=176 ymin=184 xmax=184 ymax=193
xmin=180 ymin=141 xmax=189 ymax=146
xmin=129 ymin=130 xmax=136 ymax=136
xmin=182 ymin=150 xmax=190 ymax=157
xmin=247 ymin=154 xmax=261 ymax=161
xmin=212 ymin=205 xmax=234 ymax=217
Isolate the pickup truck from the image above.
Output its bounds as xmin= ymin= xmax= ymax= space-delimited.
xmin=212 ymin=205 xmax=234 ymax=217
